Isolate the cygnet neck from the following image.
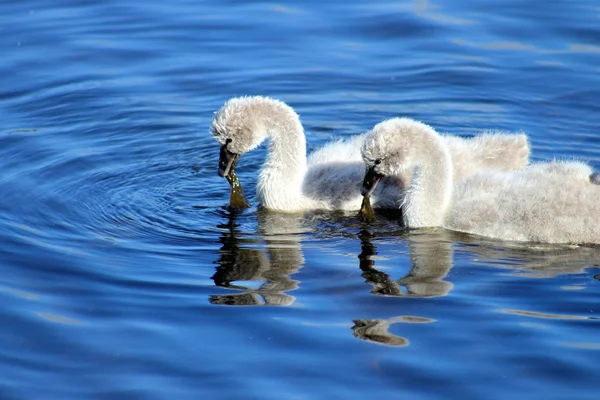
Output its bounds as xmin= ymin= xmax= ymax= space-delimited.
xmin=403 ymin=134 xmax=454 ymax=227
xmin=255 ymin=100 xmax=308 ymax=210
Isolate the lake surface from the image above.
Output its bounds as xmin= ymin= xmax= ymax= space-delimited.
xmin=1 ymin=0 xmax=600 ymax=399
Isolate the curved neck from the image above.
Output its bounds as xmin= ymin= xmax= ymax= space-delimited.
xmin=403 ymin=136 xmax=453 ymax=227
xmin=256 ymin=102 xmax=308 ymax=210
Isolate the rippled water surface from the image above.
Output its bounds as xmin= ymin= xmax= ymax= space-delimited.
xmin=2 ymin=0 xmax=600 ymax=399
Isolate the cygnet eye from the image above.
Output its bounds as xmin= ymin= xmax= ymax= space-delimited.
xmin=374 ymin=159 xmax=381 ymax=165
xmin=225 ymin=138 xmax=232 ymax=144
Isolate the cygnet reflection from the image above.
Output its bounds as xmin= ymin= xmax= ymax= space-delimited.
xmin=458 ymin=235 xmax=600 ymax=278
xmin=210 ymin=210 xmax=308 ymax=306
xmin=352 ymin=315 xmax=434 ymax=347
xmin=358 ymin=229 xmax=454 ymax=297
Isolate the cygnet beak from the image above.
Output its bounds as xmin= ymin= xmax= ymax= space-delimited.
xmin=218 ymin=144 xmax=239 ymax=177
xmin=361 ymin=166 xmax=384 ymax=197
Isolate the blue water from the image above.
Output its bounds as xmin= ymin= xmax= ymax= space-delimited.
xmin=1 ymin=0 xmax=600 ymax=398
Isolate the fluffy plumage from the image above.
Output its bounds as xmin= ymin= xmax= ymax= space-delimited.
xmin=210 ymin=96 xmax=530 ymax=212
xmin=361 ymin=117 xmax=600 ymax=244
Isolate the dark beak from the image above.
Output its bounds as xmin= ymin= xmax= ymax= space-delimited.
xmin=218 ymin=144 xmax=239 ymax=177
xmin=361 ymin=166 xmax=384 ymax=197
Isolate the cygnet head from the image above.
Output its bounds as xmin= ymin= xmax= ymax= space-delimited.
xmin=360 ymin=117 xmax=438 ymax=197
xmin=210 ymin=96 xmax=275 ymax=177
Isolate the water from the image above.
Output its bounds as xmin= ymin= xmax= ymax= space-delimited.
xmin=1 ymin=0 xmax=600 ymax=398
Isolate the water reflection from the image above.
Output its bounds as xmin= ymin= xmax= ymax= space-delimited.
xmin=353 ymin=229 xmax=450 ymax=346
xmin=358 ymin=229 xmax=454 ymax=297
xmin=352 ymin=315 xmax=435 ymax=347
xmin=210 ymin=210 xmax=600 ymax=310
xmin=463 ymin=238 xmax=600 ymax=278
xmin=210 ymin=210 xmax=306 ymax=306
xmin=501 ymin=309 xmax=599 ymax=320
